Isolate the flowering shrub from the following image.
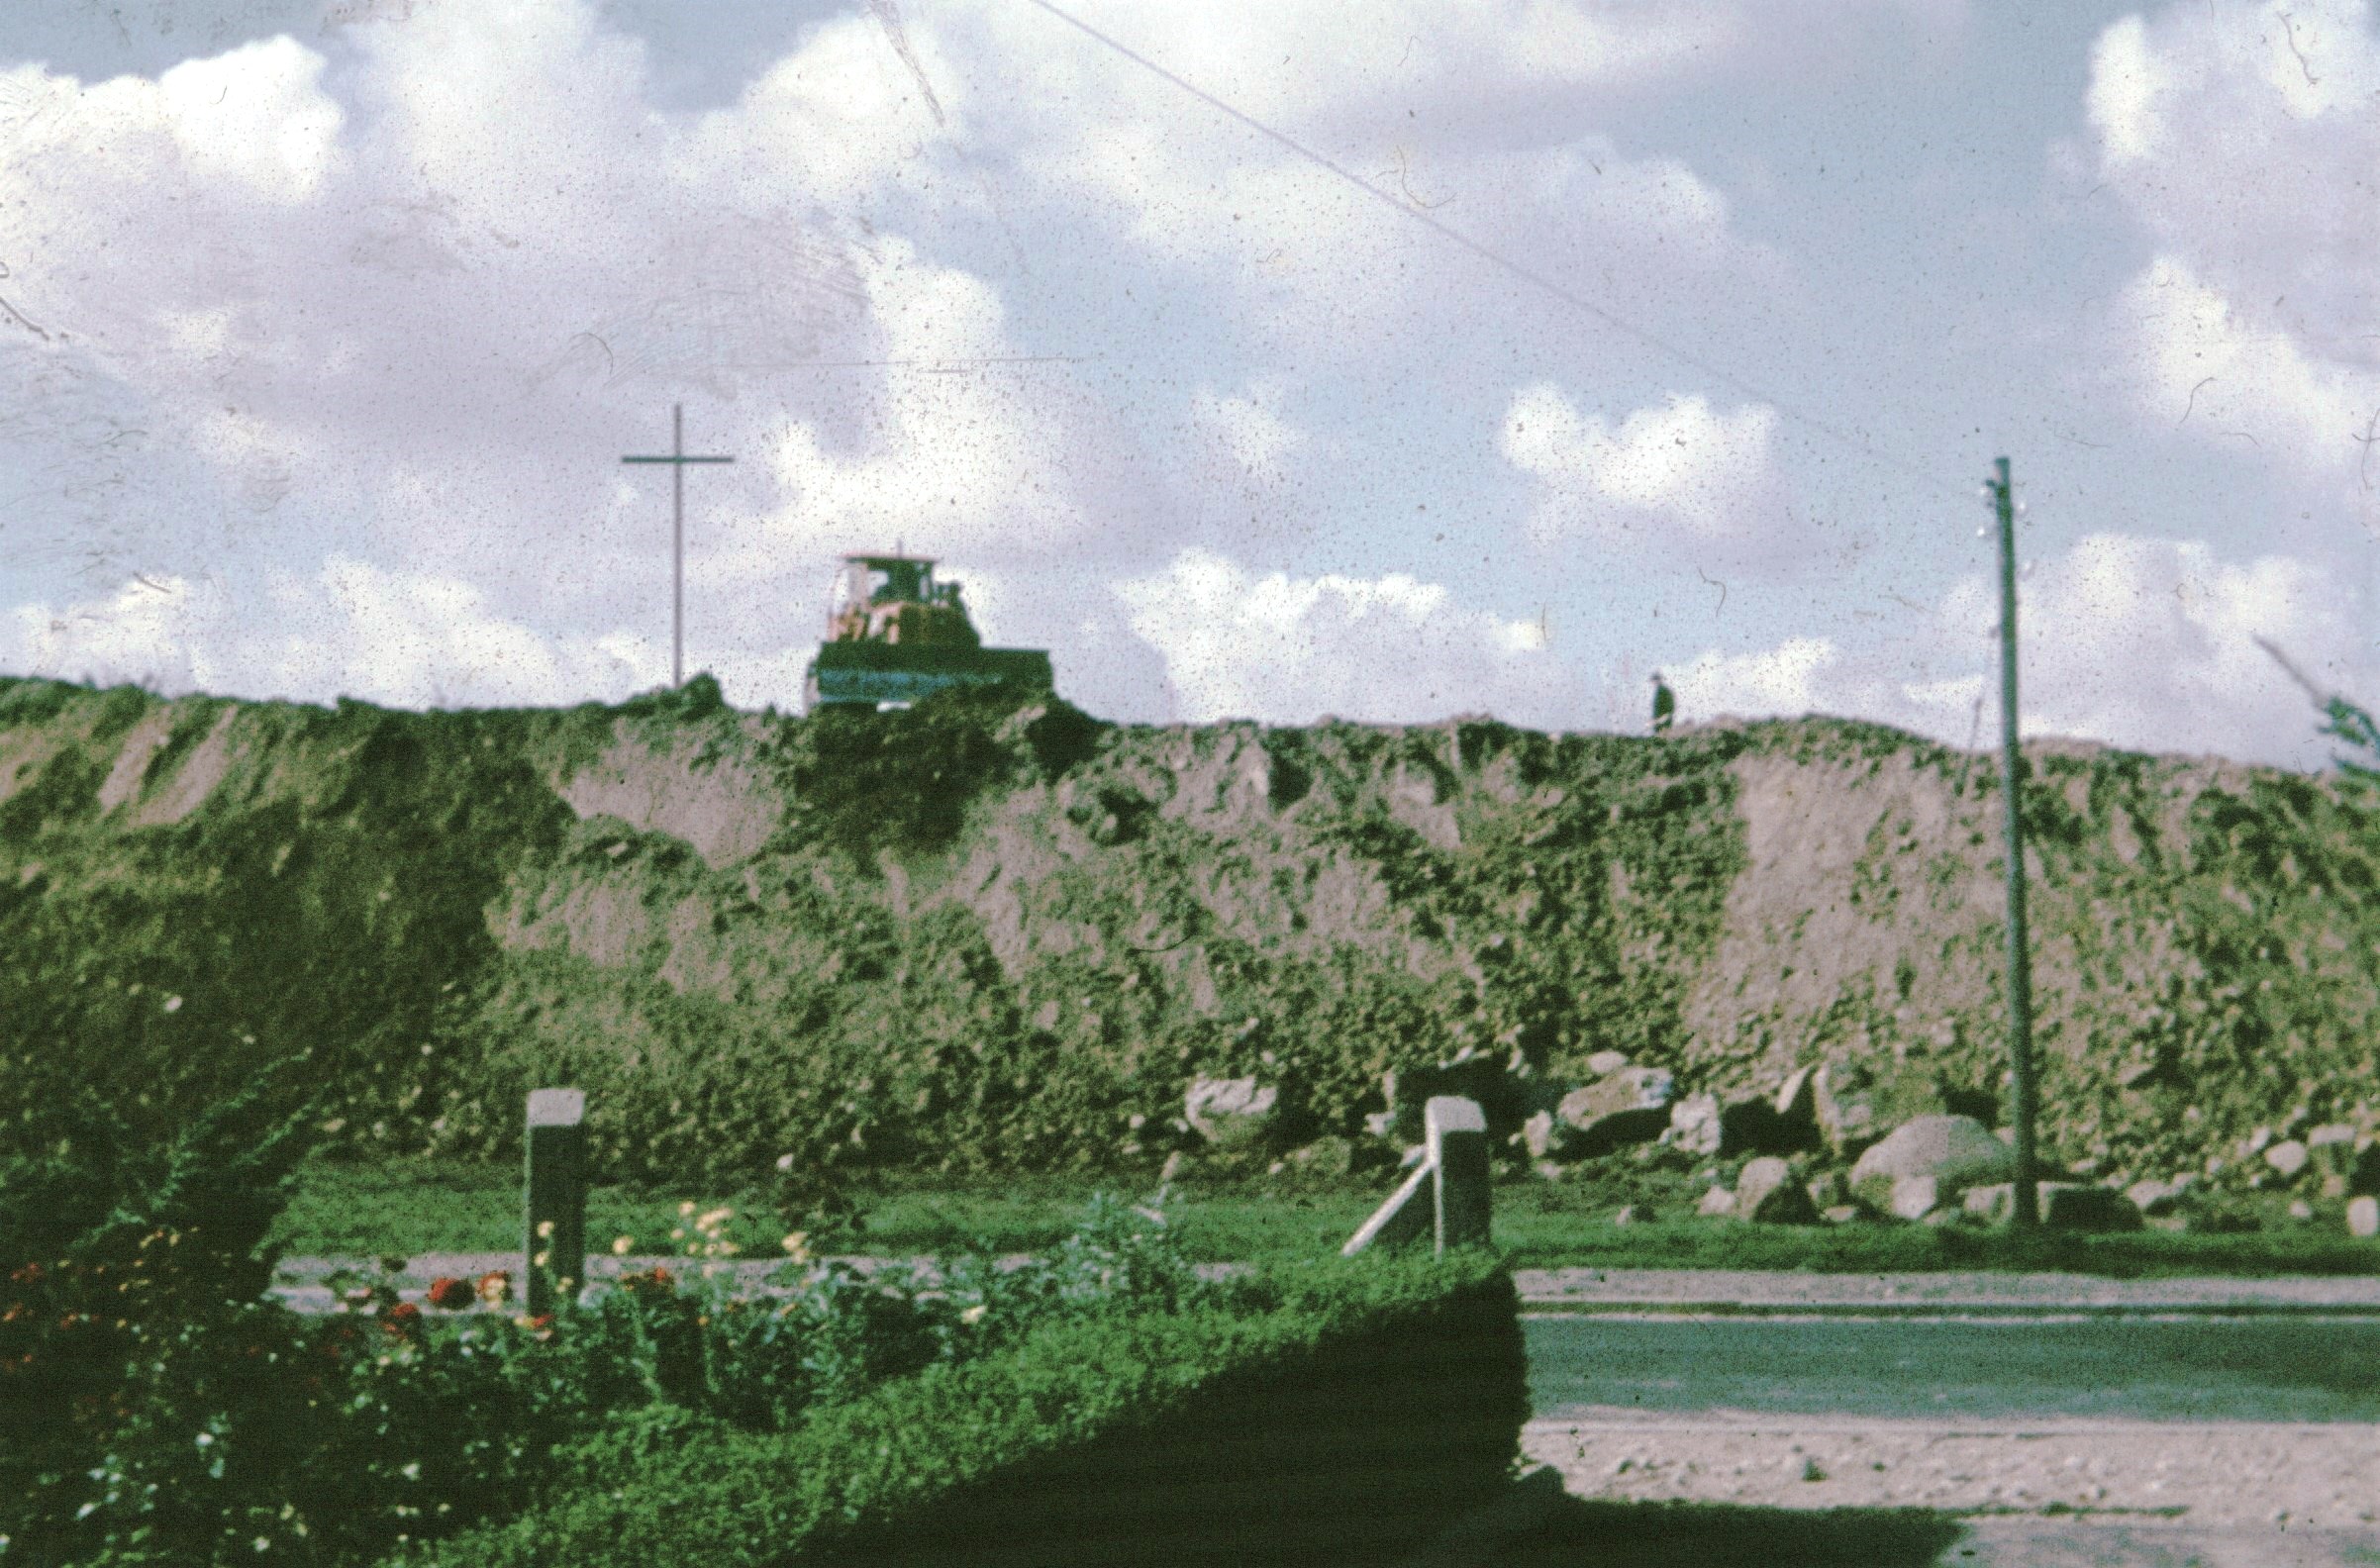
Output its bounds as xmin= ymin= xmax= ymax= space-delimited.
xmin=2 ymin=1137 xmax=1210 ymax=1568
xmin=426 ymin=1276 xmax=474 ymax=1311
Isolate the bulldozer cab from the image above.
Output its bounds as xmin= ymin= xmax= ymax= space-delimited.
xmin=859 ymin=555 xmax=933 ymax=606
xmin=805 ymin=550 xmax=1053 ymax=709
xmin=827 ymin=554 xmax=978 ymax=648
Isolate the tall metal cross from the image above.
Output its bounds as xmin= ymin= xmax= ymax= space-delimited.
xmin=622 ymin=404 xmax=734 ymax=689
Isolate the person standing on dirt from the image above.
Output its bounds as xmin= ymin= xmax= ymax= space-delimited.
xmin=1650 ymin=672 xmax=1675 ymax=736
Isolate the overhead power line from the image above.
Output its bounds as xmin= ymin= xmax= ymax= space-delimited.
xmin=1017 ymin=0 xmax=1960 ymax=503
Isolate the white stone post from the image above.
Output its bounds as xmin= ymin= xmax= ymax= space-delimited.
xmin=1342 ymin=1095 xmax=1492 ymax=1257
xmin=1427 ymin=1096 xmax=1491 ymax=1253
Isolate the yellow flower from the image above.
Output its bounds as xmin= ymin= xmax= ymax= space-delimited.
xmin=697 ymin=1207 xmax=733 ymax=1231
xmin=535 ymin=1220 xmax=554 ymax=1239
xmin=780 ymin=1231 xmax=809 ymax=1258
xmin=611 ymin=1236 xmax=634 ymax=1256
xmin=960 ymin=1304 xmax=988 ymax=1325
xmin=678 ymin=1201 xmax=696 ymax=1218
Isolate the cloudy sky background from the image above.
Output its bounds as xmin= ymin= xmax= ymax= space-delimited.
xmin=1 ymin=0 xmax=2374 ymax=767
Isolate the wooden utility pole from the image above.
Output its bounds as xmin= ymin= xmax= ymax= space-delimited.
xmin=623 ymin=405 xmax=735 ymax=688
xmin=1989 ymin=456 xmax=2041 ymax=1226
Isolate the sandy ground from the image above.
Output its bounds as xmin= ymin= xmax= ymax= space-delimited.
xmin=1521 ymin=1411 xmax=2380 ymax=1527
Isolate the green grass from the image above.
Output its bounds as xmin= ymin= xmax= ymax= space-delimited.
xmin=267 ymin=1157 xmax=1380 ymax=1266
xmin=273 ymin=1158 xmax=2380 ymax=1279
xmin=270 ymin=1158 xmax=843 ymax=1261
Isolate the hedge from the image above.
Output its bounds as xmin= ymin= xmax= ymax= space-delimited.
xmin=398 ymin=1249 xmax=1525 ymax=1567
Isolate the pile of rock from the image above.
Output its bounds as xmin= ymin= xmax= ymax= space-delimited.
xmin=1174 ymin=1051 xmax=2380 ymax=1238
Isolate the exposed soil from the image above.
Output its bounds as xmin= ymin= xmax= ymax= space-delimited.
xmin=5 ymin=674 xmax=2377 ymax=1198
xmin=1523 ymin=1414 xmax=2380 ymax=1532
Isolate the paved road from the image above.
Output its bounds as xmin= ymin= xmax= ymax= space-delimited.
xmin=1512 ymin=1267 xmax=2380 ymax=1316
xmin=1513 ymin=1312 xmax=2380 ymax=1566
xmin=1523 ymin=1313 xmax=2380 ymax=1424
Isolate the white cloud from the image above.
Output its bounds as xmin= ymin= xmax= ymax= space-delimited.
xmin=2085 ymin=1 xmax=2380 ymax=511
xmin=1667 ymin=637 xmax=1845 ymax=723
xmin=2114 ymin=256 xmax=2380 ymax=496
xmin=1663 ymin=534 xmax=2375 ymax=768
xmin=0 ymin=37 xmax=345 ymax=213
xmin=1190 ymin=379 xmax=1307 ymax=487
xmin=0 ymin=2 xmax=1100 ymax=710
xmin=1116 ymin=548 xmax=1567 ymax=727
xmin=2 ymin=563 xmax=662 ymax=710
xmin=745 ymin=241 xmax=1094 ymax=564
xmin=1501 ymin=384 xmax=1815 ymax=569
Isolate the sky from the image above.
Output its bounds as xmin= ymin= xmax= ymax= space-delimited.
xmin=0 ymin=0 xmax=2374 ymax=768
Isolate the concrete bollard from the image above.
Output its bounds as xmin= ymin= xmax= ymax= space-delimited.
xmin=1341 ymin=1095 xmax=1493 ymax=1257
xmin=1427 ymin=1096 xmax=1491 ymax=1253
xmin=524 ymin=1088 xmax=587 ymax=1316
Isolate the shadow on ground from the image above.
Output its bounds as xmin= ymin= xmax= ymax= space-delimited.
xmin=1498 ymin=1493 xmax=1966 ymax=1566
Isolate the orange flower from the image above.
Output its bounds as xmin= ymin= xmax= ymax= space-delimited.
xmin=619 ymin=1266 xmax=676 ymax=1298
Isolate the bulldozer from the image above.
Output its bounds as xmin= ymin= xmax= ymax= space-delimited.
xmin=801 ymin=553 xmax=1054 ymax=710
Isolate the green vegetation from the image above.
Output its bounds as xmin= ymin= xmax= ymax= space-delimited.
xmin=7 ymin=672 xmax=2380 ymax=1217
xmin=403 ymin=1249 xmax=1523 ymax=1568
xmin=272 ymin=1159 xmax=2380 ymax=1280
xmin=15 ymin=1067 xmax=1500 ymax=1567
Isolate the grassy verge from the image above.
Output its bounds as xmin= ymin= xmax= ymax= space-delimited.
xmin=277 ymin=1158 xmax=2380 ymax=1279
xmin=270 ymin=1157 xmax=1380 ymax=1266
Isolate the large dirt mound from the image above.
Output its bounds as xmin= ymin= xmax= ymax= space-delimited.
xmin=4 ymin=674 xmax=2373 ymax=1190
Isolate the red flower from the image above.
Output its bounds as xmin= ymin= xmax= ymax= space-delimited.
xmin=525 ymin=1313 xmax=554 ymax=1331
xmin=8 ymin=1262 xmax=42 ymax=1285
xmin=619 ymin=1266 xmax=675 ymax=1298
xmin=381 ymin=1302 xmax=423 ymax=1337
xmin=425 ymin=1276 xmax=474 ymax=1311
xmin=475 ymin=1270 xmax=512 ymax=1307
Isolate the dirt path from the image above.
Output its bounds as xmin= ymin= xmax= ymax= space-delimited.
xmin=1521 ymin=1412 xmax=2380 ymax=1530
xmin=1510 ymin=1272 xmax=2380 ymax=1561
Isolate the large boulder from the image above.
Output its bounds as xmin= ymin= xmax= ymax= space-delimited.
xmin=2042 ymin=1185 xmax=2142 ymax=1231
xmin=1813 ymin=1064 xmax=1884 ymax=1156
xmin=1668 ymin=1093 xmax=1724 ymax=1156
xmin=1556 ymin=1067 xmax=1674 ymax=1156
xmin=1185 ymin=1076 xmax=1281 ymax=1150
xmin=1665 ymin=1089 xmax=1813 ymax=1159
xmin=1733 ymin=1156 xmax=1818 ymax=1225
xmin=1887 ymin=1175 xmax=1943 ymax=1222
xmin=2125 ymin=1175 xmax=2195 ymax=1217
xmin=1814 ymin=1064 xmax=1993 ymax=1159
xmin=1963 ymin=1181 xmax=2141 ymax=1231
xmin=1520 ymin=1110 xmax=1566 ymax=1160
xmin=2264 ymin=1139 xmax=2311 ymax=1181
xmin=1847 ymin=1115 xmax=2015 ymax=1207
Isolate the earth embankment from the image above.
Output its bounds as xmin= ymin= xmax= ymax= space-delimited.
xmin=4 ymin=674 xmax=2372 ymax=1192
